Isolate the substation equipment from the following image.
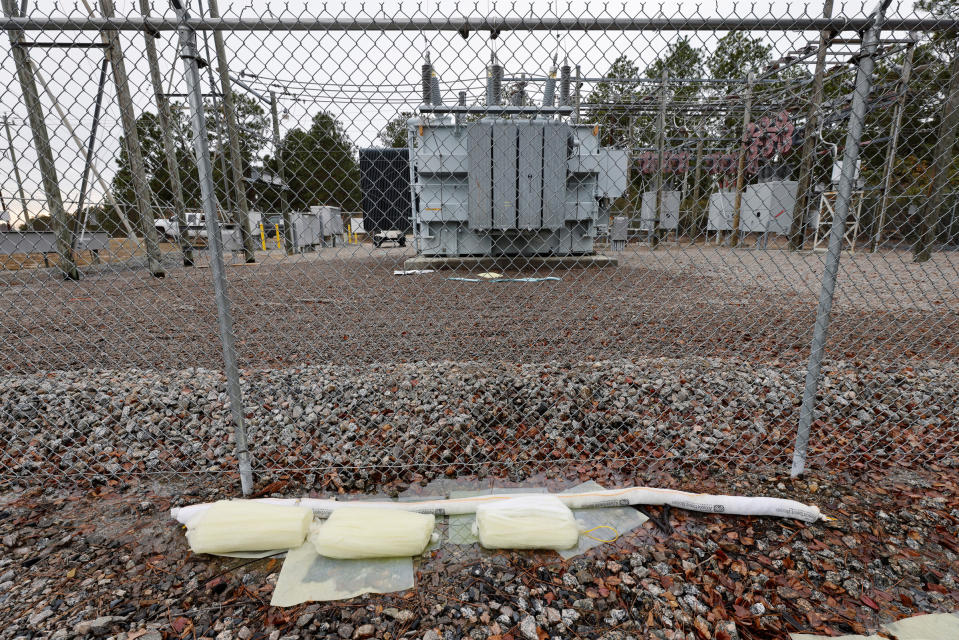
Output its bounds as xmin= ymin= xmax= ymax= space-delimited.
xmin=406 ymin=55 xmax=628 ymax=257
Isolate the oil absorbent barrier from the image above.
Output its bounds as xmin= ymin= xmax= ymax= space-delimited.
xmin=185 ymin=500 xmax=313 ymax=555
xmin=474 ymin=496 xmax=579 ymax=550
xmin=172 ymin=486 xmax=822 ymax=525
xmin=312 ymin=508 xmax=435 ymax=559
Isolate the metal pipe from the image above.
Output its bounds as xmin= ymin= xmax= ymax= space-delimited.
xmin=173 ymin=0 xmax=253 ymax=496
xmin=1 ymin=15 xmax=955 ymax=32
xmin=420 ymin=105 xmax=573 ymax=115
xmin=791 ymin=0 xmax=887 ymax=478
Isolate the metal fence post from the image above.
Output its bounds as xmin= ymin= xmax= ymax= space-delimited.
xmin=172 ymin=0 xmax=253 ymax=495
xmin=791 ymin=1 xmax=888 ymax=477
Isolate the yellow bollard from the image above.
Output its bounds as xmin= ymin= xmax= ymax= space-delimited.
xmin=259 ymin=223 xmax=266 ymax=251
xmin=275 ymin=224 xmax=282 ymax=249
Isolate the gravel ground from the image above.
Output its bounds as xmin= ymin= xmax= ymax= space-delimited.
xmin=1 ymin=465 xmax=957 ymax=640
xmin=0 ymin=247 xmax=956 ymax=373
xmin=2 ymin=358 xmax=956 ymax=491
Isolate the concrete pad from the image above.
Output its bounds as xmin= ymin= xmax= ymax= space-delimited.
xmin=403 ymin=254 xmax=618 ymax=271
xmin=881 ymin=612 xmax=959 ymax=639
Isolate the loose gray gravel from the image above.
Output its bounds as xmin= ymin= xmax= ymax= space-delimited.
xmin=2 ymin=357 xmax=956 ymax=490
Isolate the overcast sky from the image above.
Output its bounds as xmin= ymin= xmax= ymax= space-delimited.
xmin=0 ymin=0 xmax=923 ymax=225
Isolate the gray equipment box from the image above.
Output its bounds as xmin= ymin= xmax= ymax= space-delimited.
xmin=707 ymin=191 xmax=736 ymax=231
xmin=740 ymin=181 xmax=796 ymax=233
xmin=410 ymin=116 xmax=627 ymax=257
xmin=639 ymin=191 xmax=681 ymax=231
xmin=610 ymin=215 xmax=628 ymax=250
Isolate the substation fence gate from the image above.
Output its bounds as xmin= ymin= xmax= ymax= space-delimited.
xmin=0 ymin=1 xmax=957 ymax=495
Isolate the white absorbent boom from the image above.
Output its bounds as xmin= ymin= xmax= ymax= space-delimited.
xmin=172 ymin=486 xmax=822 ymax=525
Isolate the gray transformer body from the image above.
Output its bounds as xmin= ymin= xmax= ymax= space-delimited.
xmin=409 ymin=116 xmax=627 ymax=257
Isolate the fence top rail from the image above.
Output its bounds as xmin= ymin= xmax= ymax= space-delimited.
xmin=0 ymin=15 xmax=957 ymax=33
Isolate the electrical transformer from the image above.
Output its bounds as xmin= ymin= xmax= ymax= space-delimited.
xmin=407 ymin=55 xmax=628 ymax=257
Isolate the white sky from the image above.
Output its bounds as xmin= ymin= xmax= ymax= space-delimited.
xmin=0 ymin=0 xmax=924 ymax=224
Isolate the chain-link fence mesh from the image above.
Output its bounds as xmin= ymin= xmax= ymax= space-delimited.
xmin=0 ymin=1 xmax=957 ymax=497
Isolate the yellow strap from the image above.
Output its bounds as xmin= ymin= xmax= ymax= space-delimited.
xmin=581 ymin=525 xmax=619 ymax=543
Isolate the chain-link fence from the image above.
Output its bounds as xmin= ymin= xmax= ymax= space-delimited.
xmin=0 ymin=0 xmax=957 ymax=497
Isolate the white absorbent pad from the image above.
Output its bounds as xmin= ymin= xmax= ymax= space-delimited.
xmin=312 ymin=507 xmax=435 ymax=559
xmin=186 ymin=500 xmax=313 ymax=555
xmin=475 ymin=496 xmax=580 ymax=550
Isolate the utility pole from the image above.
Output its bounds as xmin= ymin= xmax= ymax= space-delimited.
xmin=2 ymin=0 xmax=78 ymax=278
xmin=207 ymin=0 xmax=256 ymax=262
xmin=914 ymin=53 xmax=959 ymax=262
xmin=652 ymin=68 xmax=668 ymax=248
xmin=790 ymin=0 xmax=835 ymax=251
xmin=271 ymin=91 xmax=294 ymax=256
xmin=872 ymin=36 xmax=915 ymax=252
xmin=730 ymin=72 xmax=755 ymax=248
xmin=99 ymin=0 xmax=164 ymax=277
xmin=3 ymin=114 xmax=30 ymax=228
xmin=140 ymin=0 xmax=194 ymax=266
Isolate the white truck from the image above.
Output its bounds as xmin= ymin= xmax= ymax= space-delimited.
xmin=155 ymin=211 xmax=207 ymax=242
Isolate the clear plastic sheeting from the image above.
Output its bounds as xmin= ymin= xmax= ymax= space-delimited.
xmin=185 ymin=500 xmax=313 ymax=555
xmin=558 ymin=481 xmax=649 ymax=560
xmin=271 ymin=541 xmax=414 ymax=606
xmin=475 ymin=496 xmax=580 ymax=550
xmin=312 ymin=508 xmax=435 ymax=559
